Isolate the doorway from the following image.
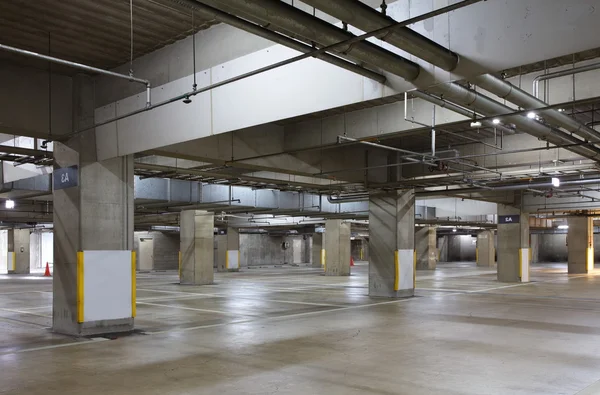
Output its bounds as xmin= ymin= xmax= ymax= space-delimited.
xmin=139 ymin=238 xmax=154 ymax=271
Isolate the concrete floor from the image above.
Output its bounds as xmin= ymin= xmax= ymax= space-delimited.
xmin=2 ymin=262 xmax=600 ymax=394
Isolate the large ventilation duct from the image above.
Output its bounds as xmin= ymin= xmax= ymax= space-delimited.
xmin=199 ymin=0 xmax=599 ymax=161
xmin=196 ymin=0 xmax=420 ymax=81
xmin=166 ymin=0 xmax=386 ymax=83
xmin=304 ymin=0 xmax=600 ymax=147
xmin=301 ymin=0 xmax=459 ymax=72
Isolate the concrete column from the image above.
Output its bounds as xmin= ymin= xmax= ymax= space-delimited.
xmin=567 ymin=216 xmax=594 ymax=274
xmin=303 ymin=235 xmax=311 ymax=264
xmin=476 ymin=230 xmax=495 ymax=267
xmin=530 ymin=234 xmax=540 ymax=264
xmin=324 ymin=219 xmax=351 ymax=276
xmin=215 ymin=234 xmax=227 ymax=272
xmin=7 ymin=229 xmax=30 ymax=274
xmin=312 ymin=233 xmax=324 ymax=268
xmin=226 ymin=227 xmax=240 ymax=270
xmin=497 ymin=204 xmax=530 ymax=282
xmin=53 ymin=74 xmax=134 ymax=336
xmin=180 ymin=210 xmax=214 ymax=285
xmin=369 ymin=190 xmax=415 ymax=298
xmin=416 ymin=226 xmax=437 ymax=270
xmin=438 ymin=235 xmax=449 ymax=262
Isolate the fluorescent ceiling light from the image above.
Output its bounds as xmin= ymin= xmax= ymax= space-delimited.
xmin=551 ymin=177 xmax=560 ymax=187
xmin=492 ymin=118 xmax=501 ymax=124
xmin=527 ymin=111 xmax=537 ymax=119
xmin=557 ymin=225 xmax=569 ymax=229
xmin=470 ymin=121 xmax=482 ymax=128
xmin=452 ymin=228 xmax=457 ymax=232
xmin=5 ymin=200 xmax=14 ymax=209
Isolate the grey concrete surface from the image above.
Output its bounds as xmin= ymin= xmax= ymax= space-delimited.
xmin=477 ymin=230 xmax=495 ymax=267
xmin=324 ymin=219 xmax=351 ymax=276
xmin=180 ymin=210 xmax=214 ymax=285
xmin=2 ymin=262 xmax=600 ymax=394
xmin=497 ymin=204 xmax=529 ymax=282
xmin=7 ymin=229 xmax=30 ymax=274
xmin=369 ymin=190 xmax=415 ymax=297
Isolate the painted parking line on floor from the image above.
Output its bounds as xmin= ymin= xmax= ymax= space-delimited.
xmin=0 ymin=307 xmax=51 ymax=318
xmin=136 ymin=301 xmax=262 ymax=317
xmin=577 ymin=378 xmax=600 ymax=395
xmin=0 ymin=337 xmax=109 ymax=356
xmin=146 ymin=295 xmax=417 ymax=335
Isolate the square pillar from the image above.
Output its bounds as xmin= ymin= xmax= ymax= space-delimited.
xmin=215 ymin=234 xmax=227 ymax=272
xmin=180 ymin=210 xmax=214 ymax=285
xmin=416 ymin=226 xmax=437 ymax=270
xmin=324 ymin=219 xmax=351 ymax=276
xmin=226 ymin=227 xmax=240 ymax=270
xmin=53 ymin=74 xmax=134 ymax=337
xmin=369 ymin=190 xmax=415 ymax=298
xmin=567 ymin=216 xmax=594 ymax=274
xmin=7 ymin=229 xmax=30 ymax=274
xmin=476 ymin=230 xmax=495 ymax=267
xmin=497 ymin=204 xmax=530 ymax=282
xmin=311 ymin=233 xmax=324 ymax=268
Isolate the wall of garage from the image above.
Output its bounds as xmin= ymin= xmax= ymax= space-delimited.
xmin=446 ymin=235 xmax=477 ymax=262
xmin=240 ymin=234 xmax=310 ymax=267
xmin=134 ymin=231 xmax=180 ymax=271
xmin=534 ymin=233 xmax=600 ymax=262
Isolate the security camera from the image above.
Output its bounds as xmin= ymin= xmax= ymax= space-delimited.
xmin=182 ymin=96 xmax=192 ymax=104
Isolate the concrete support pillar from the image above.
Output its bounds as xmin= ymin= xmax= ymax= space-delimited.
xmin=324 ymin=219 xmax=351 ymax=276
xmin=226 ymin=227 xmax=240 ymax=270
xmin=567 ymin=217 xmax=594 ymax=274
xmin=303 ymin=236 xmax=311 ymax=264
xmin=476 ymin=230 xmax=495 ymax=267
xmin=312 ymin=233 xmax=324 ymax=268
xmin=7 ymin=229 xmax=30 ymax=274
xmin=53 ymin=74 xmax=134 ymax=336
xmin=180 ymin=210 xmax=214 ymax=285
xmin=416 ymin=226 xmax=437 ymax=270
xmin=215 ymin=234 xmax=227 ymax=272
xmin=530 ymin=234 xmax=540 ymax=264
xmin=369 ymin=190 xmax=415 ymax=298
xmin=497 ymin=205 xmax=530 ymax=282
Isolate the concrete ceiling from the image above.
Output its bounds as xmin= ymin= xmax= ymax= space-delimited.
xmin=0 ymin=0 xmax=219 ymax=71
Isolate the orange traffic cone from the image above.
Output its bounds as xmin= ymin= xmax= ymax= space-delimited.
xmin=350 ymin=257 xmax=355 ymax=266
xmin=44 ymin=262 xmax=51 ymax=277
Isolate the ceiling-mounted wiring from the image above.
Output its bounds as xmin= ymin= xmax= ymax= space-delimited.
xmin=129 ymin=0 xmax=134 ymax=77
xmin=192 ymin=10 xmax=197 ymax=92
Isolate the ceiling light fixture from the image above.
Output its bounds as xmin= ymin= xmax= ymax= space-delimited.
xmin=452 ymin=227 xmax=457 ymax=232
xmin=5 ymin=200 xmax=14 ymax=209
xmin=470 ymin=121 xmax=482 ymax=128
xmin=527 ymin=111 xmax=537 ymax=119
xmin=492 ymin=118 xmax=501 ymax=125
xmin=557 ymin=225 xmax=569 ymax=230
xmin=551 ymin=177 xmax=560 ymax=187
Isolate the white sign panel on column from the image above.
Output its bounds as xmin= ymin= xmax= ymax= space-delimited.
xmin=83 ymin=250 xmax=132 ymax=321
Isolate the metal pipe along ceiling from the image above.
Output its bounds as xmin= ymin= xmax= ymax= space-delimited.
xmin=427 ymin=82 xmax=600 ymax=160
xmin=0 ymin=43 xmax=152 ymax=107
xmin=473 ymin=74 xmax=600 ymax=142
xmin=197 ymin=0 xmax=421 ymax=81
xmin=165 ymin=0 xmax=386 ymax=83
xmin=302 ymin=0 xmax=600 ymax=161
xmin=300 ymin=0 xmax=459 ymax=72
